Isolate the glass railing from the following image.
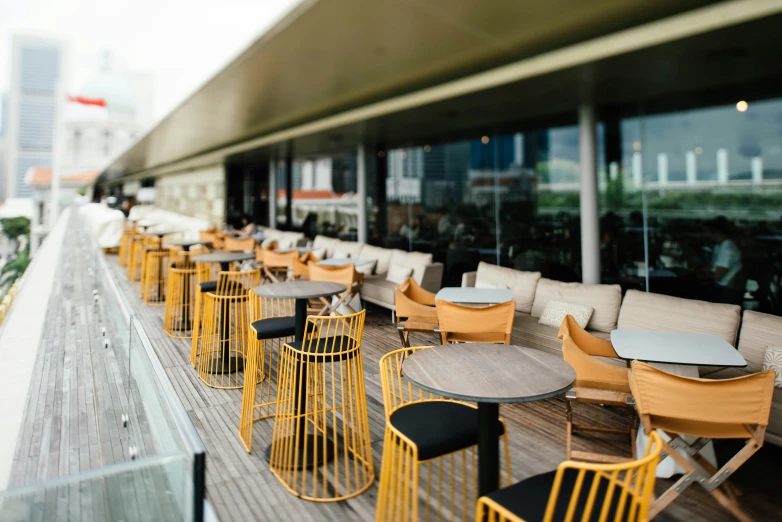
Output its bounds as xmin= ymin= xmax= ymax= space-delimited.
xmin=0 ymin=214 xmax=206 ymax=522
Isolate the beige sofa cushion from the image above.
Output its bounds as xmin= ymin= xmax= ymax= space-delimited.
xmin=531 ymin=279 xmax=621 ymax=333
xmin=475 ymin=262 xmax=540 ymax=314
xmin=390 ymin=250 xmax=433 ymax=285
xmin=361 ymin=275 xmax=397 ymax=307
xmin=511 ymin=312 xmax=610 ymax=356
xmin=333 ymin=240 xmax=364 ymax=259
xmin=738 ymin=310 xmax=782 ymax=373
xmin=313 ymin=235 xmax=340 ymax=258
xmin=617 ymin=290 xmax=741 ymax=346
xmin=359 ymin=244 xmax=394 ymax=274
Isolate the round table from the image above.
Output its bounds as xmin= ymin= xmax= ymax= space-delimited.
xmin=192 ymin=252 xmax=254 ymax=271
xmin=164 ymin=239 xmax=213 ymax=251
xmin=135 ymin=222 xmax=158 ymax=230
xmin=144 ymin=229 xmax=181 ymax=239
xmin=402 ymin=344 xmax=575 ymax=496
xmin=254 ymin=281 xmax=347 ymax=466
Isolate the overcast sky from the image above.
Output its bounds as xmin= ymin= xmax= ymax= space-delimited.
xmin=0 ymin=0 xmax=301 ymax=125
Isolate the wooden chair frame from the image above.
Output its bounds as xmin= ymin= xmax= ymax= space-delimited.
xmin=307 ymin=263 xmax=363 ymax=316
xmin=629 ymin=361 xmax=775 ymax=522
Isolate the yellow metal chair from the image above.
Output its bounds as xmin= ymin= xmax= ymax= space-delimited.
xmin=557 ymin=315 xmax=636 ymax=463
xmin=307 ymin=262 xmax=363 ymax=315
xmin=164 ymin=259 xmax=209 ymax=338
xmin=126 ymin=234 xmax=146 ymax=281
xmin=394 ymin=277 xmax=437 ymax=348
xmin=435 ymin=300 xmax=515 ymax=344
xmin=140 ymin=249 xmax=170 ymax=305
xmin=629 ymin=361 xmax=775 ymax=522
xmin=376 ymin=345 xmax=512 ymax=522
xmin=475 ymin=432 xmax=662 ymax=522
xmin=118 ymin=226 xmax=135 ymax=268
xmin=224 ymin=236 xmax=256 ymax=252
xmin=136 ymin=236 xmax=162 ymax=290
xmin=195 ymin=269 xmax=262 ymax=389
xmin=238 ymin=290 xmax=296 ymax=452
xmin=262 ymin=250 xmax=298 ymax=283
xmin=268 ymin=310 xmax=374 ymax=501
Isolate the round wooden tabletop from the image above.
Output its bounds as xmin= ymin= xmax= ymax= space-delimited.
xmin=192 ymin=252 xmax=255 ymax=264
xmin=254 ymin=281 xmax=346 ymax=299
xmin=402 ymin=344 xmax=575 ymax=403
xmin=165 ymin=239 xmax=212 ymax=247
xmin=145 ymin=230 xmax=181 ymax=237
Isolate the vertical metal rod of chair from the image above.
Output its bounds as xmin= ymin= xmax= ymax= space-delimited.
xmin=141 ymin=249 xmax=170 ymax=305
xmin=238 ymin=291 xmax=295 ymax=452
xmin=164 ymin=256 xmax=207 ymax=338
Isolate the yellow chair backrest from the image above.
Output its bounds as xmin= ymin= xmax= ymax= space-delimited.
xmin=558 ymin=314 xmax=617 ymax=358
xmin=215 ymin=268 xmax=261 ymax=295
xmin=435 ymin=299 xmax=516 ymax=344
xmin=629 ymin=361 xmax=775 ymax=438
xmin=379 ymin=346 xmax=442 ymax=418
xmin=263 ymin=249 xmax=298 ymax=270
xmin=558 ymin=315 xmax=629 ymax=393
xmin=308 ymin=262 xmax=359 ymax=288
xmin=224 ymin=236 xmax=255 ymax=252
xmin=255 ymin=241 xmax=278 ymax=263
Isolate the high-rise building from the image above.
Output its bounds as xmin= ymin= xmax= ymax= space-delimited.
xmin=0 ymin=93 xmax=7 ymax=202
xmin=5 ymin=35 xmax=65 ymax=199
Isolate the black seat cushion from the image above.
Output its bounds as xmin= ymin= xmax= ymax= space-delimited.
xmin=286 ymin=336 xmax=358 ymax=363
xmin=251 ymin=317 xmax=296 ymax=340
xmin=388 ymin=402 xmax=505 ymax=461
xmin=199 ymin=281 xmax=218 ymax=292
xmin=482 ymin=468 xmax=634 ymax=521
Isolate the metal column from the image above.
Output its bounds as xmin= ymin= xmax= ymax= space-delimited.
xmin=579 ymin=104 xmax=600 ymax=284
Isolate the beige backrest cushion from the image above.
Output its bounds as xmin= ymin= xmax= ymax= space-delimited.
xmin=617 ymin=290 xmax=741 ymax=346
xmin=359 ymin=244 xmax=394 ymax=274
xmin=313 ymin=235 xmax=339 ymax=258
xmin=333 ymin=240 xmax=364 ymax=259
xmin=475 ymin=262 xmax=540 ymax=314
xmin=390 ymin=250 xmax=433 ymax=285
xmin=738 ymin=310 xmax=782 ymax=372
xmin=532 ymin=278 xmax=622 ymax=333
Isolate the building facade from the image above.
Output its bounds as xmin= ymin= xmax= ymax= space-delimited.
xmin=96 ymin=0 xmax=782 ymax=316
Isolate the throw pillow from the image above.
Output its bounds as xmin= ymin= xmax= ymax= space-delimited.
xmin=538 ymin=301 xmax=594 ymax=329
xmin=386 ymin=264 xmax=413 ymax=285
xmin=762 ymin=345 xmax=782 ymax=388
xmin=355 ymin=259 xmax=377 ymax=276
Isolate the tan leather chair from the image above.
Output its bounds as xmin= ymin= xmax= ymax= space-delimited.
xmin=558 ymin=314 xmax=635 ymax=463
xmin=308 ymin=262 xmax=363 ymax=315
xmin=394 ymin=278 xmax=437 ymax=348
xmin=630 ymin=361 xmax=775 ymax=521
xmin=254 ymin=240 xmax=278 ymax=264
xmin=435 ymin=300 xmax=515 ymax=344
xmin=223 ymin=236 xmax=255 ymax=252
xmin=262 ymin=250 xmax=298 ymax=282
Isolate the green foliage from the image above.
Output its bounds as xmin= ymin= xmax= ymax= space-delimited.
xmin=0 ymin=244 xmax=30 ymax=287
xmin=0 ymin=217 xmax=31 ymax=240
xmin=603 ymin=173 xmax=625 ymax=211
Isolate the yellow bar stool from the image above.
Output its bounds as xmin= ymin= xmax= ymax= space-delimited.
xmin=164 ymin=257 xmax=209 ymax=339
xmin=137 ymin=237 xmax=162 ymax=293
xmin=194 ymin=269 xmax=261 ymax=387
xmin=118 ymin=226 xmax=135 ymax=268
xmin=239 ymin=291 xmax=296 ymax=452
xmin=126 ymin=235 xmax=145 ymax=281
xmin=189 ymin=261 xmax=225 ymax=367
xmin=140 ymin=249 xmax=170 ymax=305
xmin=268 ymin=310 xmax=374 ymax=502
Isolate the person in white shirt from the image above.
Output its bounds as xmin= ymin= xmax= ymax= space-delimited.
xmin=705 ymin=217 xmax=742 ymax=289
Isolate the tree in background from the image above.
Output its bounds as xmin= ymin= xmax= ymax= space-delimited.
xmin=0 ymin=217 xmax=31 ymax=242
xmin=0 ymin=217 xmax=32 ymax=296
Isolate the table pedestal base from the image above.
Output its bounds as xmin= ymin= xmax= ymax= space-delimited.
xmin=477 ymin=402 xmax=500 ymax=497
xmin=205 ymin=355 xmax=245 ymax=374
xmin=265 ymin=434 xmax=335 ymax=470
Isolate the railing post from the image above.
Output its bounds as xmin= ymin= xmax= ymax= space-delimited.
xmin=193 ymin=451 xmax=206 ymax=522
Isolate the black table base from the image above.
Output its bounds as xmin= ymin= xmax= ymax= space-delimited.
xmin=477 ymin=402 xmax=501 ymax=497
xmin=264 ymin=297 xmax=336 ymax=469
xmin=205 ymin=354 xmax=245 ymax=374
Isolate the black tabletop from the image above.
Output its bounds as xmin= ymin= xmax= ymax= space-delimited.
xmin=254 ymin=281 xmax=346 ymax=299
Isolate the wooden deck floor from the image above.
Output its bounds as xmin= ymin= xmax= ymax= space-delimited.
xmin=99 ymin=252 xmax=782 ymax=522
xmin=5 ymin=216 xmax=181 ymax=522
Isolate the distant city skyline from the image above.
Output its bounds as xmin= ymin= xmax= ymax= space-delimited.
xmin=0 ymin=0 xmax=301 ymax=126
